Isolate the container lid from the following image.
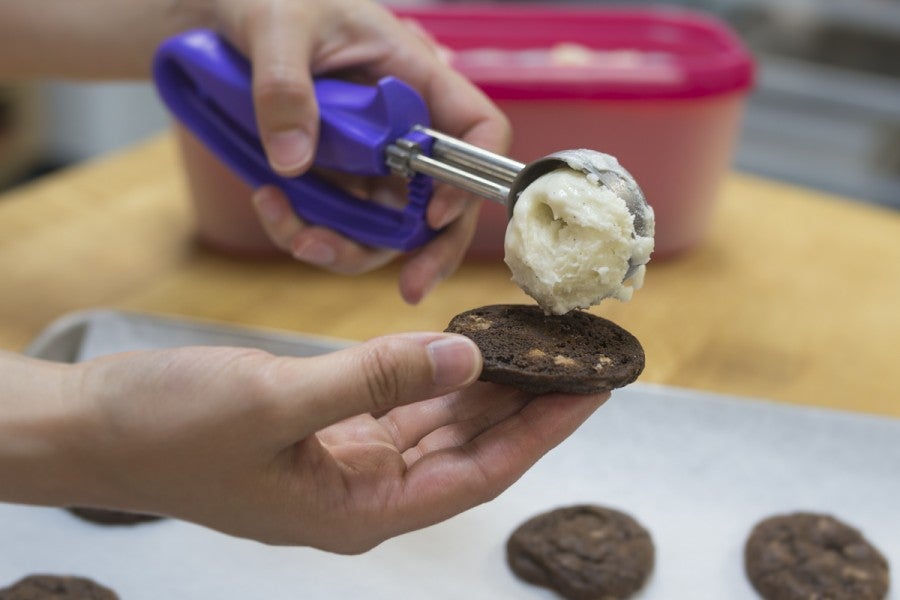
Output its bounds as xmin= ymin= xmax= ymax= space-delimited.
xmin=393 ymin=6 xmax=755 ymax=100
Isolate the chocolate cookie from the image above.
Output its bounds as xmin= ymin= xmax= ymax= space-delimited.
xmin=0 ymin=575 xmax=118 ymax=599
xmin=445 ymin=304 xmax=644 ymax=394
xmin=506 ymin=504 xmax=654 ymax=600
xmin=745 ymin=512 xmax=890 ymax=600
xmin=66 ymin=506 xmax=163 ymax=526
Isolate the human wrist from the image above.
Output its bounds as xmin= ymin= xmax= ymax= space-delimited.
xmin=0 ymin=351 xmax=101 ymax=507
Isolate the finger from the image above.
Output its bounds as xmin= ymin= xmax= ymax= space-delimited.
xmin=378 ymin=39 xmax=510 ymax=153
xmin=426 ymin=184 xmax=475 ymax=231
xmin=363 ymin=23 xmax=510 ymax=150
xmin=285 ymin=333 xmax=483 ymax=434
xmin=391 ymin=392 xmax=609 ymax=535
xmin=329 ymin=13 xmax=509 ymax=158
xmin=288 ymin=226 xmax=397 ymax=274
xmin=425 ymin=68 xmax=511 ymax=154
xmin=243 ymin=5 xmax=318 ymax=177
xmin=314 ymin=414 xmax=388 ymax=448
xmin=250 ymin=186 xmax=399 ymax=272
xmin=251 ymin=186 xmax=306 ymax=253
xmin=398 ymin=386 xmax=531 ymax=464
xmin=398 ymin=18 xmax=446 ymax=60
xmin=398 ymin=198 xmax=481 ymax=304
xmin=378 ymin=383 xmax=523 ymax=454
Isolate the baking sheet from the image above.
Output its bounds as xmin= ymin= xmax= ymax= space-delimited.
xmin=4 ymin=310 xmax=898 ymax=599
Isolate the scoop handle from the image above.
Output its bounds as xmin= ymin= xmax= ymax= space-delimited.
xmin=153 ymin=29 xmax=436 ymax=250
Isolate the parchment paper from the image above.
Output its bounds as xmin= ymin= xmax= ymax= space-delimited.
xmin=5 ymin=310 xmax=897 ymax=599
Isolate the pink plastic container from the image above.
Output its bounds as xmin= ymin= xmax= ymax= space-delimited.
xmin=395 ymin=6 xmax=755 ymax=259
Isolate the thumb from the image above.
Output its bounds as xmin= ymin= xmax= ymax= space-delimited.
xmin=245 ymin=12 xmax=318 ymax=177
xmin=296 ymin=333 xmax=482 ymax=431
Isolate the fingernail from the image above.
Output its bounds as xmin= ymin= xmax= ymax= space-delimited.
xmin=293 ymin=239 xmax=336 ymax=266
xmin=252 ymin=189 xmax=286 ymax=224
xmin=427 ymin=335 xmax=481 ymax=388
xmin=268 ymin=129 xmax=312 ymax=174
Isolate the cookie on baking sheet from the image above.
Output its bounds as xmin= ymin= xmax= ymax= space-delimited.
xmin=506 ymin=504 xmax=654 ymax=600
xmin=66 ymin=506 xmax=163 ymax=526
xmin=745 ymin=512 xmax=890 ymax=600
xmin=0 ymin=574 xmax=118 ymax=599
xmin=445 ymin=304 xmax=644 ymax=395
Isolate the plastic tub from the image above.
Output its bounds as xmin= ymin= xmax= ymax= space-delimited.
xmin=395 ymin=5 xmax=755 ymax=259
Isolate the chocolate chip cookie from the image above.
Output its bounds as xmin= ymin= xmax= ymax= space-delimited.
xmin=66 ymin=506 xmax=163 ymax=526
xmin=0 ymin=575 xmax=118 ymax=599
xmin=445 ymin=304 xmax=644 ymax=395
xmin=745 ymin=512 xmax=890 ymax=600
xmin=506 ymin=504 xmax=654 ymax=600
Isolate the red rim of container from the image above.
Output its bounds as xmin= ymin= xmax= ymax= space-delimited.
xmin=392 ymin=5 xmax=756 ymax=100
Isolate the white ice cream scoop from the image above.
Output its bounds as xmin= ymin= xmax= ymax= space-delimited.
xmin=508 ymin=149 xmax=651 ymax=282
xmin=387 ymin=128 xmax=652 ymax=283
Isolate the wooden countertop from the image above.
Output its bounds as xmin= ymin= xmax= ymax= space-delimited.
xmin=2 ymin=133 xmax=898 ymax=416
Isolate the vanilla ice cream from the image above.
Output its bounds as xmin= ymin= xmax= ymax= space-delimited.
xmin=504 ymin=152 xmax=654 ymax=315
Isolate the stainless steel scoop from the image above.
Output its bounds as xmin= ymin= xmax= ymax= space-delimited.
xmin=387 ymin=125 xmax=650 ymax=278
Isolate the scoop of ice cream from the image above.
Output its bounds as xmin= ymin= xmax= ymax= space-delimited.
xmin=504 ymin=156 xmax=654 ymax=315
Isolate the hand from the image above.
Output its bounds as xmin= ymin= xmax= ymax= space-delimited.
xmin=37 ymin=334 xmax=605 ymax=551
xmin=211 ymin=0 xmax=510 ymax=303
xmin=0 ymin=0 xmax=509 ymax=302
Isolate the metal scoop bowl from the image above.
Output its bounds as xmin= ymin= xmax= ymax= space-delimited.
xmin=388 ymin=128 xmax=651 ymax=279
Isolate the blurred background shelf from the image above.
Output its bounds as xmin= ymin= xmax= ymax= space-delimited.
xmin=739 ymin=56 xmax=900 ymax=210
xmin=717 ymin=0 xmax=900 ymax=209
